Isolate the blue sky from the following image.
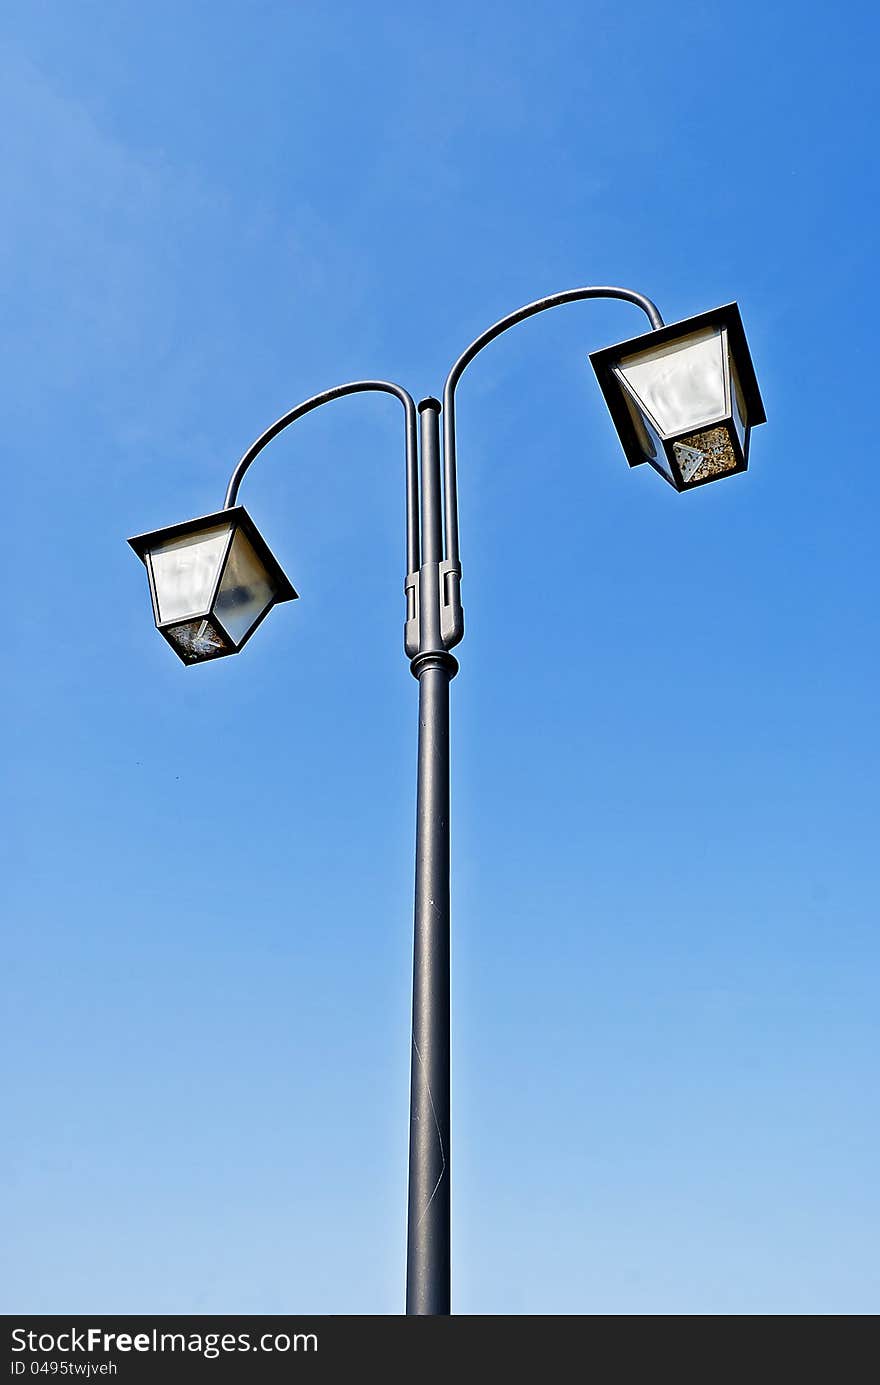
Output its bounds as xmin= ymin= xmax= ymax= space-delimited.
xmin=2 ymin=0 xmax=878 ymax=1314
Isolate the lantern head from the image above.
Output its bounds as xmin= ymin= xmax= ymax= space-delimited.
xmin=128 ymin=506 xmax=297 ymax=665
xmin=590 ymin=302 xmax=766 ymax=491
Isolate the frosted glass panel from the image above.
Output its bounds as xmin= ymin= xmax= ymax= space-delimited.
xmin=730 ymin=357 xmax=748 ymax=448
xmin=214 ymin=527 xmax=277 ymax=645
xmin=150 ymin=525 xmax=231 ymax=623
xmin=620 ymin=386 xmax=674 ymax=484
xmin=616 ymin=328 xmax=726 ymax=436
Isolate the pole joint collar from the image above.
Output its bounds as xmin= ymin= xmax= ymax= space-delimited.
xmin=409 ymin=649 xmax=459 ymax=680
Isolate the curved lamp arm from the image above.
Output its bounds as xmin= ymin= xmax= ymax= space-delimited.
xmin=441 ymin=286 xmax=665 ymax=564
xmin=223 ymin=379 xmax=421 ymax=576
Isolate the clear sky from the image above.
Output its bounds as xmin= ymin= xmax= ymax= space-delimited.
xmin=2 ymin=0 xmax=878 ymax=1315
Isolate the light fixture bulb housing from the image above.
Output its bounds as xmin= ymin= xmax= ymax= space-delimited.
xmin=128 ymin=505 xmax=298 ymax=665
xmin=590 ymin=302 xmax=766 ymax=491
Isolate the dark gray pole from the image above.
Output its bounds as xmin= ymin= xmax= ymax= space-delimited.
xmin=406 ymin=398 xmax=457 ymax=1315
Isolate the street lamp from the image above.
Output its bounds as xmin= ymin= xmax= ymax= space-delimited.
xmin=128 ymin=287 xmax=765 ymax=1314
xmin=128 ymin=506 xmax=297 ymax=664
xmin=589 ymin=302 xmax=765 ymax=491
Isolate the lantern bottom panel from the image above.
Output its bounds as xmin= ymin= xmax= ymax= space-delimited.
xmin=671 ymin=423 xmax=743 ymax=488
xmin=162 ymin=617 xmax=235 ymax=664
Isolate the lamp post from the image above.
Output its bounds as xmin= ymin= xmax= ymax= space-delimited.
xmin=129 ymin=285 xmax=766 ymax=1316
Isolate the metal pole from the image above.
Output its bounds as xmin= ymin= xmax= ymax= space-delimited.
xmin=442 ymin=285 xmax=663 ymax=561
xmin=406 ymin=398 xmax=457 ymax=1314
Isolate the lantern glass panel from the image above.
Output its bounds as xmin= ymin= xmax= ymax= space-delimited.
xmin=214 ymin=526 xmax=277 ymax=645
xmin=148 ymin=524 xmax=232 ymax=624
xmin=619 ymin=384 xmax=675 ymax=484
xmin=730 ymin=356 xmax=748 ymax=449
xmin=615 ymin=327 xmax=727 ymax=437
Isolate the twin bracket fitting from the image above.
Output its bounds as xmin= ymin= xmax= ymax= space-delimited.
xmin=404 ymin=559 xmax=464 ymax=660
